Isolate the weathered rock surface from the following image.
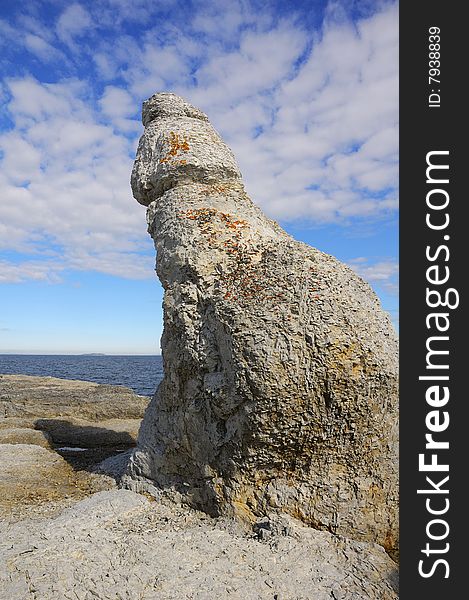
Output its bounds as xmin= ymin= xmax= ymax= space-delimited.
xmin=0 ymin=489 xmax=398 ymax=600
xmin=0 ymin=374 xmax=148 ymax=463
xmin=0 ymin=444 xmax=114 ymax=520
xmin=0 ymin=374 xmax=149 ymax=420
xmin=125 ymin=92 xmax=399 ymax=555
xmin=0 ymin=427 xmax=51 ymax=447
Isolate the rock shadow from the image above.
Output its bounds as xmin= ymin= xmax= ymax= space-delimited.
xmin=34 ymin=418 xmax=136 ymax=472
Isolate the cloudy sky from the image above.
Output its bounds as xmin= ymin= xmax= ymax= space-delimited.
xmin=0 ymin=0 xmax=398 ymax=354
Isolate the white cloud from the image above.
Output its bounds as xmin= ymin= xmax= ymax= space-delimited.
xmin=191 ymin=0 xmax=267 ymax=41
xmin=194 ymin=21 xmax=308 ymax=101
xmin=0 ymin=135 xmax=42 ymax=185
xmin=246 ymin=7 xmax=395 ymax=219
xmin=348 ymin=257 xmax=399 ymax=295
xmin=7 ymin=78 xmax=87 ymax=123
xmin=0 ymin=259 xmax=64 ymax=284
xmin=0 ymin=76 xmax=154 ymax=282
xmin=93 ymin=52 xmax=116 ymax=80
xmin=115 ymin=1 xmax=397 ymax=225
xmin=0 ymin=1 xmax=398 ymax=284
xmin=56 ymin=4 xmax=93 ymax=49
xmin=0 ymin=17 xmax=18 ymax=42
xmin=123 ymin=43 xmax=191 ymax=98
xmin=99 ymin=86 xmax=135 ymax=119
xmin=23 ymin=33 xmax=65 ymax=63
xmin=66 ymin=250 xmax=155 ymax=279
xmin=94 ymin=0 xmax=163 ymax=25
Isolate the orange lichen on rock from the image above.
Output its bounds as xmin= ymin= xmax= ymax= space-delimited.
xmin=178 ymin=208 xmax=248 ymax=234
xmin=198 ymin=184 xmax=230 ymax=196
xmin=219 ymin=212 xmax=248 ymax=230
xmin=160 ymin=132 xmax=190 ymax=164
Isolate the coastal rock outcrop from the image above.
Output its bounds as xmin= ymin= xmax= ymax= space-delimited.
xmin=126 ymin=93 xmax=399 ymax=555
xmin=0 ymin=374 xmax=148 ymax=453
xmin=0 ymin=374 xmax=149 ymax=421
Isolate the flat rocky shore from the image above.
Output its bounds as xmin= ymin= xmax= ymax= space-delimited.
xmin=0 ymin=373 xmax=149 ymax=519
xmin=0 ymin=374 xmax=398 ymax=599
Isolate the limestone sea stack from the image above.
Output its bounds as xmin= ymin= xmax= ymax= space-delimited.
xmin=126 ymin=93 xmax=399 ymax=555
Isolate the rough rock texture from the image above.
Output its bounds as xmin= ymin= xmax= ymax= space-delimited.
xmin=0 ymin=375 xmax=149 ymax=469
xmin=0 ymin=427 xmax=51 ymax=448
xmin=0 ymin=374 xmax=149 ymax=420
xmin=0 ymin=489 xmax=398 ymax=600
xmin=126 ymin=92 xmax=399 ymax=555
xmin=0 ymin=444 xmax=114 ymax=520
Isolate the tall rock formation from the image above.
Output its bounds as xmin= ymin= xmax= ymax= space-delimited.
xmin=127 ymin=92 xmax=399 ymax=555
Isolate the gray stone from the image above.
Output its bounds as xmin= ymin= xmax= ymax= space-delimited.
xmin=0 ymin=427 xmax=51 ymax=448
xmin=0 ymin=416 xmax=37 ymax=429
xmin=125 ymin=92 xmax=399 ymax=556
xmin=92 ymin=448 xmax=134 ymax=479
xmin=0 ymin=374 xmax=149 ymax=421
xmin=0 ymin=444 xmax=114 ymax=520
xmin=0 ymin=375 xmax=149 ymax=480
xmin=0 ymin=375 xmax=148 ymax=500
xmin=0 ymin=489 xmax=398 ymax=599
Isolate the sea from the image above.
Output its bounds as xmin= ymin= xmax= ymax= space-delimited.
xmin=0 ymin=354 xmax=164 ymax=398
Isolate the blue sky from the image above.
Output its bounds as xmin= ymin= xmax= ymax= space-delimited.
xmin=0 ymin=0 xmax=398 ymax=354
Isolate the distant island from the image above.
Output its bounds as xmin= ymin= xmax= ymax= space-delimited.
xmin=80 ymin=353 xmax=106 ymax=356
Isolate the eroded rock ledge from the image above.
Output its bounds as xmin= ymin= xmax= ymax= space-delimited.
xmin=0 ymin=373 xmax=149 ymax=518
xmin=0 ymin=374 xmax=148 ymax=453
xmin=125 ymin=92 xmax=399 ymax=557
